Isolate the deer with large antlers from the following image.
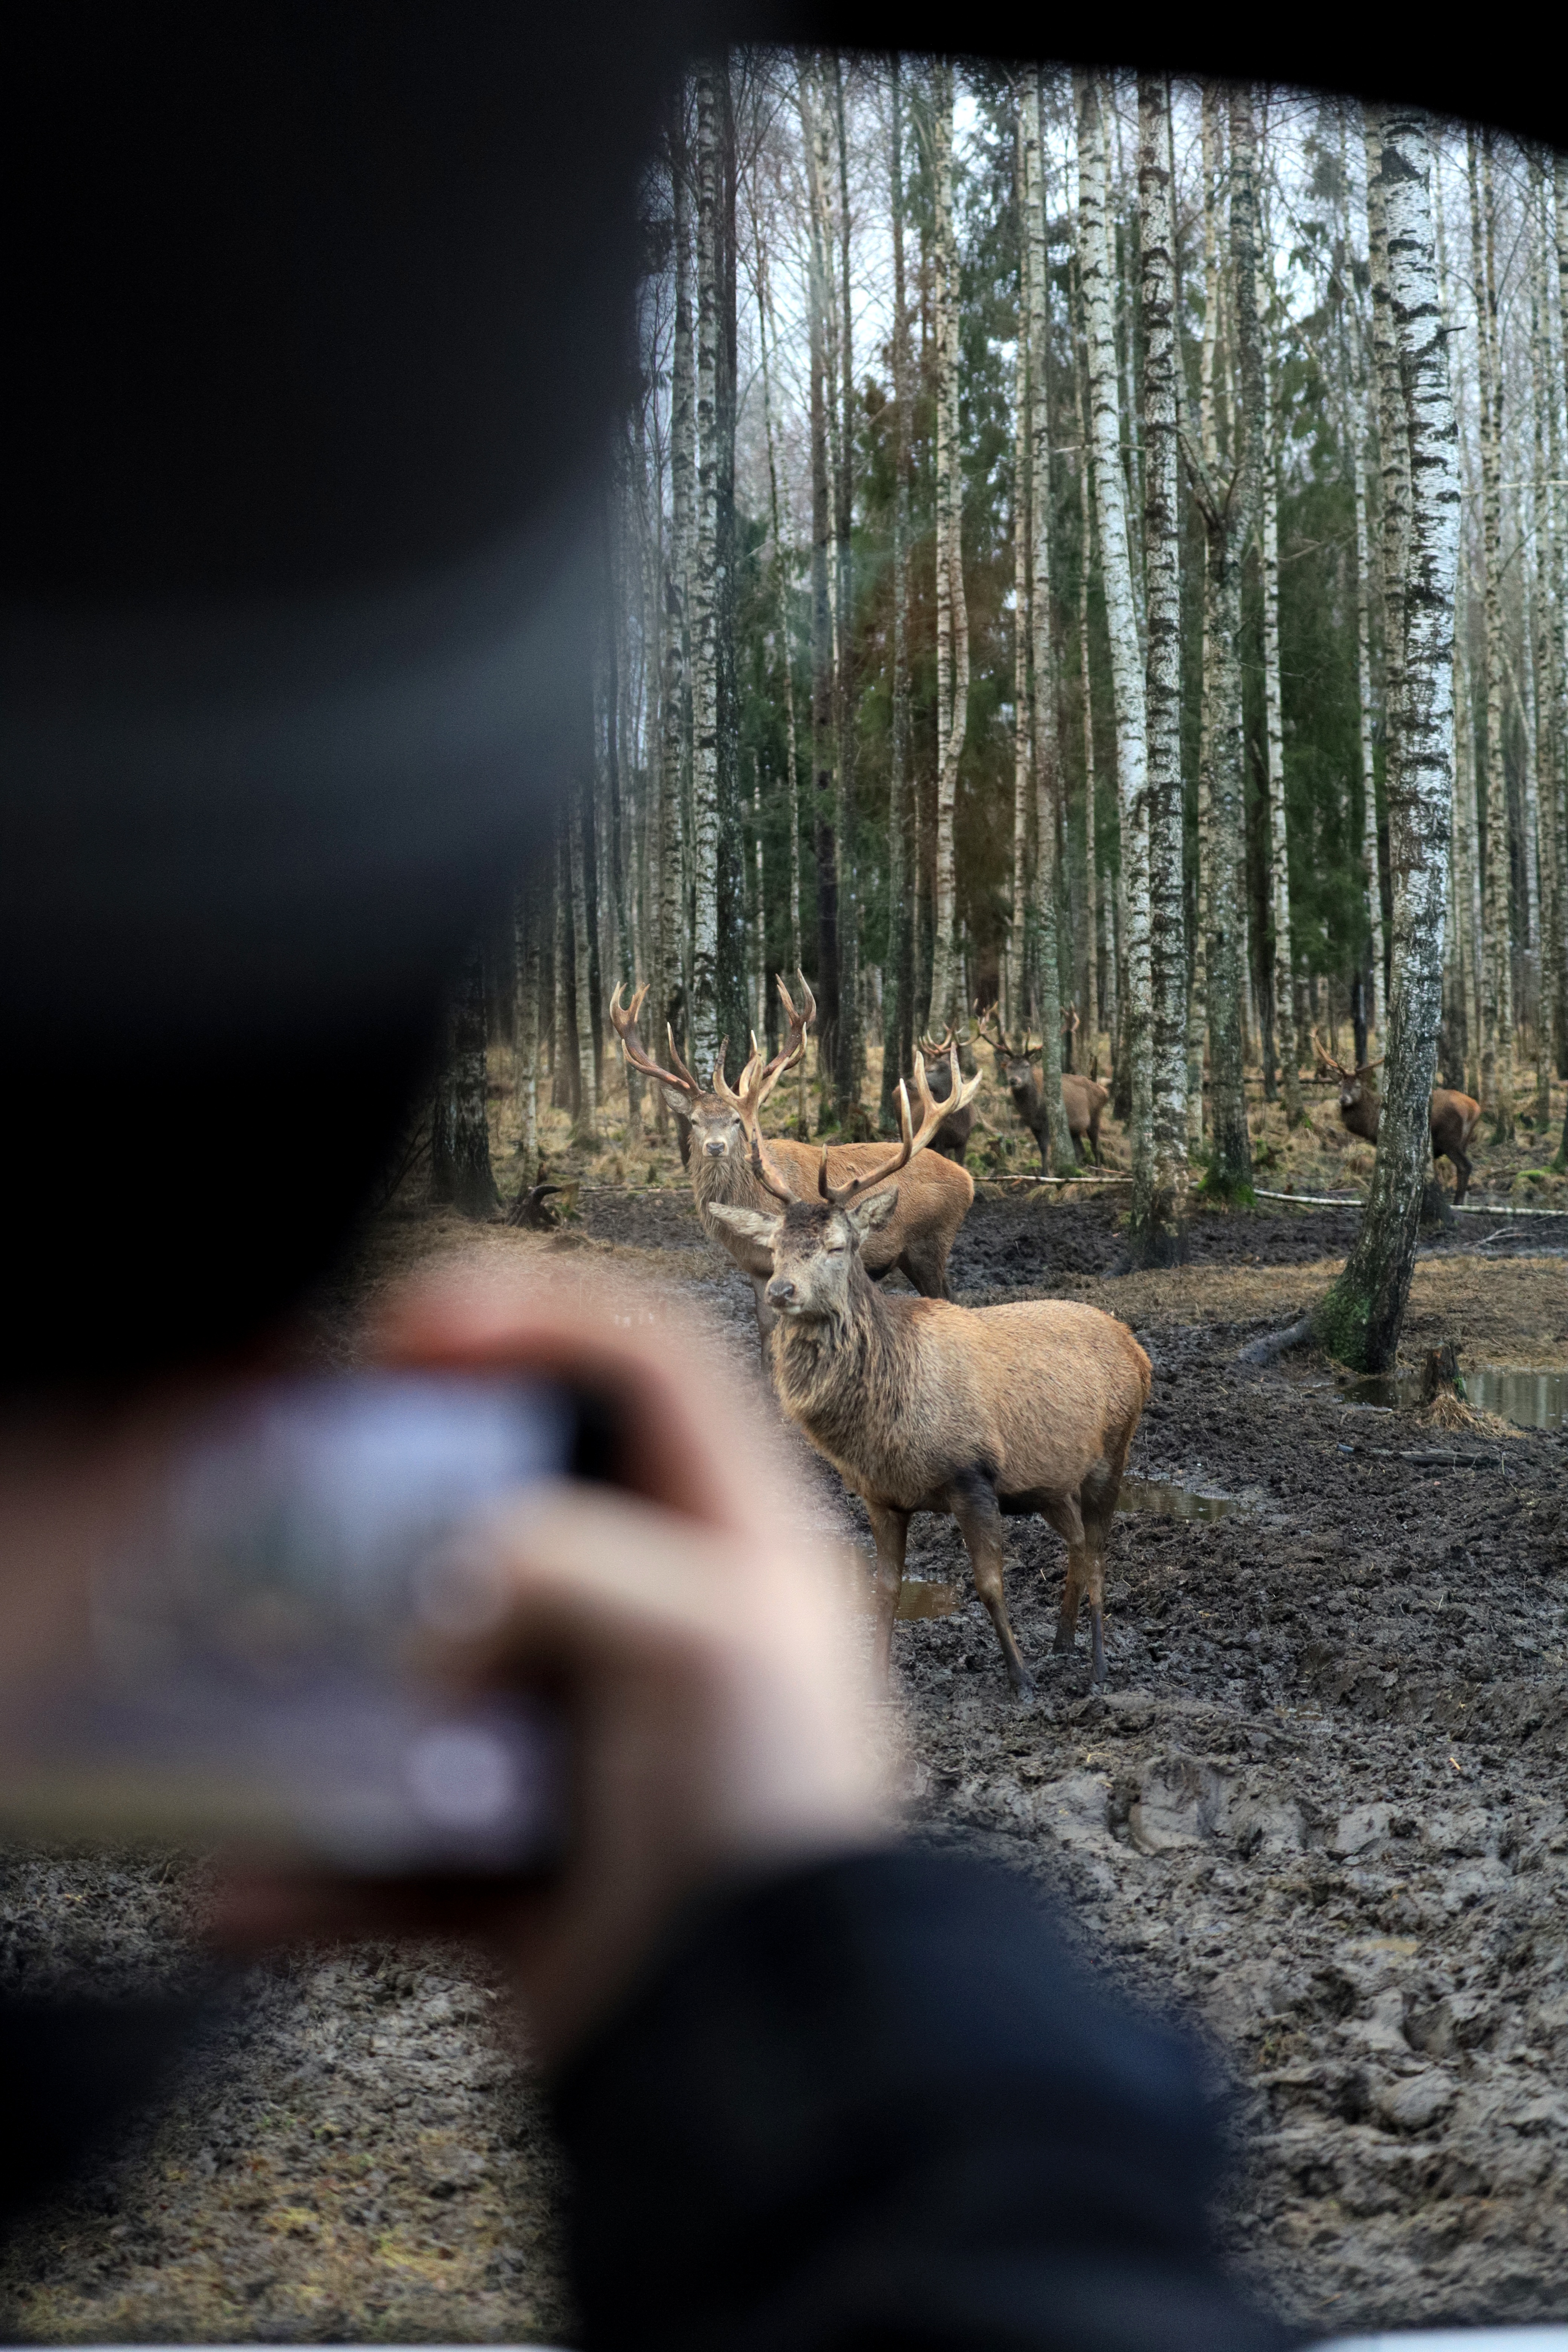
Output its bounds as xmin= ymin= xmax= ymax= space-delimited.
xmin=710 ymin=1077 xmax=1150 ymax=1695
xmin=609 ymin=977 xmax=978 ymax=1352
xmin=977 ymin=1006 xmax=1109 ymax=1169
xmin=1311 ymin=1032 xmax=1482 ymax=1204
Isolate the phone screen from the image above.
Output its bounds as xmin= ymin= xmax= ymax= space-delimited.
xmin=1 ymin=1373 xmax=576 ymax=1875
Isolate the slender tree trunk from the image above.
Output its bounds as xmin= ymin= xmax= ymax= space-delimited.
xmin=1259 ymin=302 xmax=1302 ymax=1126
xmin=1469 ymin=126 xmax=1514 ymax=1138
xmin=569 ymin=780 xmax=599 ymax=1143
xmin=1073 ymin=257 xmax=1100 ymax=1055
xmin=880 ymin=59 xmax=916 ymax=1133
xmin=754 ymin=224 xmax=802 ymax=980
xmin=1078 ymin=72 xmax=1151 ymax=1197
xmin=929 ymin=66 xmax=966 ymax=1029
xmin=1551 ymin=155 xmax=1568 ymax=1090
xmin=513 ymin=887 xmax=541 ymax=1187
xmin=1317 ymin=111 xmax=1459 ymax=1370
xmin=1027 ymin=67 xmax=1076 ymax=1165
xmin=799 ymin=62 xmax=838 ymax=1083
xmin=603 ymin=491 xmax=642 ymax=1148
xmin=1454 ymin=606 xmax=1484 ymax=1096
xmin=1007 ymin=82 xmax=1031 ymax=1035
xmin=1133 ymin=71 xmax=1188 ymax=1257
xmin=432 ymin=942 xmax=500 ymax=1219
xmin=1181 ymin=86 xmax=1258 ymax=1198
xmin=712 ymin=58 xmax=747 ymax=1079
xmin=659 ymin=114 xmax=695 ymax=1087
xmin=551 ymin=823 xmax=578 ymax=1118
xmin=1187 ymin=90 xmax=1223 ymax=1147
xmin=1530 ymin=188 xmax=1555 ymax=1122
xmin=688 ymin=61 xmax=721 ymax=1080
xmin=1351 ymin=430 xmax=1387 ymax=1046
xmin=831 ymin=54 xmax=861 ymax=1118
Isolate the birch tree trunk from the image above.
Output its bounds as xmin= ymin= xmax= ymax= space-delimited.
xmin=879 ymin=58 xmax=916 ymax=1133
xmin=1351 ymin=426 xmax=1387 ymax=1046
xmin=1181 ymin=86 xmax=1258 ymax=1199
xmin=1006 ymin=86 xmax=1031 ymax=1036
xmin=1075 ymin=378 xmax=1099 ymax=1053
xmin=1027 ymin=67 xmax=1076 ymax=1165
xmin=1185 ymin=89 xmax=1223 ymax=1147
xmin=1469 ymin=126 xmax=1514 ymax=1138
xmin=1454 ymin=611 xmax=1484 ymax=1094
xmin=687 ymin=61 xmax=721 ymax=1080
xmin=1133 ymin=70 xmax=1188 ymax=1259
xmin=1550 ymin=155 xmax=1568 ymax=1091
xmin=831 ymin=54 xmax=861 ymax=1119
xmin=712 ymin=59 xmax=748 ymax=1078
xmin=658 ymin=114 xmax=694 ymax=1089
xmin=928 ymin=66 xmax=967 ymax=1031
xmin=1530 ymin=189 xmax=1554 ymax=1121
xmin=551 ymin=823 xmax=577 ymax=1118
xmin=753 ymin=220 xmax=801 ymax=981
xmin=1259 ymin=303 xmax=1302 ymax=1125
xmin=1317 ymin=110 xmax=1459 ymax=1370
xmin=799 ymin=62 xmax=838 ymax=1088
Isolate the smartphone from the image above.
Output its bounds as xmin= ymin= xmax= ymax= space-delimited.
xmin=0 ymin=1372 xmax=599 ymax=1876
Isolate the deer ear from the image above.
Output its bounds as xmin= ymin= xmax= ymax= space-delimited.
xmin=707 ymin=1204 xmax=780 ymax=1250
xmin=849 ymin=1187 xmax=899 ymax=1236
xmin=662 ymin=1085 xmax=693 ymax=1118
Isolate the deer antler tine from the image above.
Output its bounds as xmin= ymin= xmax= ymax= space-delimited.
xmin=747 ymin=1128 xmax=797 ymax=1206
xmin=608 ymin=981 xmax=701 ymax=1096
xmin=816 ymin=1143 xmax=832 ymax=1203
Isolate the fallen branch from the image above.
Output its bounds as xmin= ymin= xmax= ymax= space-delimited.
xmin=977 ymin=1173 xmax=1132 ymax=1187
xmin=1235 ymin=1314 xmax=1317 ymax=1366
xmin=1250 ymin=1186 xmax=1567 ymax=1219
xmin=1336 ymin=1439 xmax=1506 ymax=1468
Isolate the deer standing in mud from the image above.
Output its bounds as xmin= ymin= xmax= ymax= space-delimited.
xmin=709 ymin=1055 xmax=1150 ymax=1695
xmin=609 ymin=978 xmax=977 ymax=1353
xmin=977 ymin=1006 xmax=1109 ymax=1169
xmin=1312 ymin=1033 xmax=1482 ymax=1204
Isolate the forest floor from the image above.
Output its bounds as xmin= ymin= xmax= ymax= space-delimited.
xmin=3 ymin=1058 xmax=1568 ymax=2345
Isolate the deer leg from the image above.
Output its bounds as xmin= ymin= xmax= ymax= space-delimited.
xmin=949 ymin=1472 xmax=1033 ymax=1699
xmin=900 ymin=1240 xmax=950 ymax=1303
xmin=1041 ymin=1493 xmax=1088 ymax=1655
xmin=1449 ymin=1145 xmax=1471 ymax=1206
xmin=864 ymin=1500 xmax=909 ymax=1694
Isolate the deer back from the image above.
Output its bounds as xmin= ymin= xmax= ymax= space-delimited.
xmin=1432 ymin=1087 xmax=1482 ymax=1154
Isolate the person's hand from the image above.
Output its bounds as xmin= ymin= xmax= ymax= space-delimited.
xmin=218 ymin=1268 xmax=884 ymax=2065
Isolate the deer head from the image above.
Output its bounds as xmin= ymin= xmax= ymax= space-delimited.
xmin=711 ymin=1044 xmax=980 ymax=1320
xmin=1312 ymin=1027 xmax=1383 ymax=1117
xmin=610 ymin=975 xmax=813 ymax=1164
xmin=976 ymin=1001 xmax=1037 ymax=1101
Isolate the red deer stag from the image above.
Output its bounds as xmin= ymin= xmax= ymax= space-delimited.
xmin=977 ymin=1006 xmax=1109 ymax=1168
xmin=917 ymin=1024 xmax=979 ymax=1165
xmin=710 ymin=1072 xmax=1150 ymax=1694
xmin=1312 ymin=1033 xmax=1482 ymax=1205
xmin=609 ymin=978 xmax=977 ymax=1351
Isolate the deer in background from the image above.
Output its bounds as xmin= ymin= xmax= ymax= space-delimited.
xmin=977 ymin=1006 xmax=1109 ymax=1169
xmin=609 ymin=977 xmax=977 ymax=1351
xmin=917 ymin=1024 xmax=979 ymax=1165
xmin=1312 ymin=1033 xmax=1482 ymax=1204
xmin=710 ymin=1067 xmax=1150 ymax=1694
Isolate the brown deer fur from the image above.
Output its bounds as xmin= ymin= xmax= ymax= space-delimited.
xmin=1313 ymin=1035 xmax=1482 ymax=1204
xmin=710 ymin=1187 xmax=1150 ymax=1695
xmin=978 ymin=1010 xmax=1107 ymax=1167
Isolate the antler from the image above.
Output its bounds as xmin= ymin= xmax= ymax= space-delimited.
xmin=1311 ymin=1027 xmax=1352 ymax=1081
xmin=609 ymin=983 xmax=702 ymax=1098
xmin=918 ymin=1022 xmax=956 ymax=1058
xmin=747 ymin=1130 xmax=799 ymax=1207
xmin=817 ymin=1040 xmax=982 ymax=1210
xmin=974 ymin=1000 xmax=1010 ymax=1058
xmin=712 ymin=972 xmax=815 ymax=1120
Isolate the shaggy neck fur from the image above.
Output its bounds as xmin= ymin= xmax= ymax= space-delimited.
xmin=690 ymin=1142 xmax=769 ymax=1217
xmin=770 ymin=1250 xmax=921 ymax=1464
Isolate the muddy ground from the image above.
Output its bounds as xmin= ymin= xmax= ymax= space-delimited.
xmin=3 ymin=1184 xmax=1568 ymax=2344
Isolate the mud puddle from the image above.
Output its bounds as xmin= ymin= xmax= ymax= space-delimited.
xmin=1341 ymin=1364 xmax=1566 ymax=1432
xmin=1118 ymin=1477 xmax=1243 ymax=1520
